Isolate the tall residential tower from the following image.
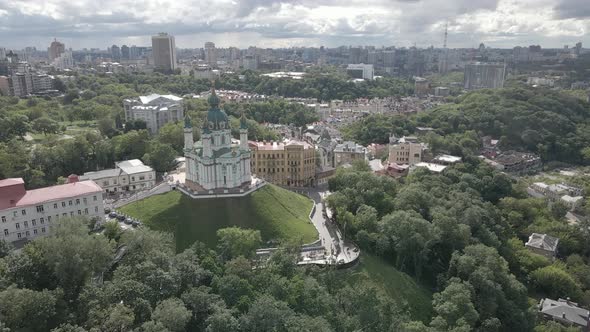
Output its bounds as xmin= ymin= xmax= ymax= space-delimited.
xmin=151 ymin=33 xmax=177 ymax=72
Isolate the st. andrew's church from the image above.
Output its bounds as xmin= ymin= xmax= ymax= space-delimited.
xmin=183 ymin=87 xmax=252 ymax=191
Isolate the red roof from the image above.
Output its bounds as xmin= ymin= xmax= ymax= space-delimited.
xmin=0 ymin=179 xmax=102 ymax=210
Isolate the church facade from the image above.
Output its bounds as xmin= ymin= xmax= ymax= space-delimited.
xmin=184 ymin=88 xmax=252 ymax=191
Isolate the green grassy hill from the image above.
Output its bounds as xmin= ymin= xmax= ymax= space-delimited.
xmin=119 ymin=184 xmax=318 ymax=251
xmin=343 ymin=254 xmax=433 ymax=323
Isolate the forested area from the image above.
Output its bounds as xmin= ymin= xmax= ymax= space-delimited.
xmin=343 ymin=87 xmax=590 ymax=165
xmin=327 ymin=159 xmax=590 ymax=331
xmin=0 ymin=219 xmax=414 ymax=332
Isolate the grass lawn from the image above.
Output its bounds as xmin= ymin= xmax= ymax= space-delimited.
xmin=119 ymin=184 xmax=318 ymax=252
xmin=343 ymin=253 xmax=433 ymax=323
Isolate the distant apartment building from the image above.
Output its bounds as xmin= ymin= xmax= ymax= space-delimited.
xmin=388 ymin=136 xmax=425 ymax=165
xmin=463 ymin=62 xmax=506 ymax=90
xmin=204 ymin=42 xmax=217 ymax=67
xmin=0 ymin=176 xmax=104 ymax=244
xmin=414 ymin=77 xmax=430 ymax=97
xmin=48 ymin=39 xmax=65 ymax=62
xmin=80 ymin=159 xmax=156 ymax=195
xmin=346 ymin=64 xmax=374 ymax=80
xmin=123 ymin=94 xmax=183 ymax=134
xmin=334 ymin=141 xmax=367 ymax=167
xmin=0 ymin=76 xmax=9 ymax=95
xmin=250 ymin=140 xmax=316 ymax=187
xmin=152 ymin=33 xmax=177 ymax=72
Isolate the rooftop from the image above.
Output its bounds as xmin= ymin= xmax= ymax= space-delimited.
xmin=413 ymin=162 xmax=447 ymax=173
xmin=250 ymin=140 xmax=313 ymax=151
xmin=433 ymin=154 xmax=462 ymax=164
xmin=540 ymin=298 xmax=589 ymax=327
xmin=526 ymin=233 xmax=559 ymax=252
xmin=0 ymin=179 xmax=102 ymax=210
xmin=116 ymin=159 xmax=154 ymax=175
xmin=138 ymin=93 xmax=182 ymax=104
xmin=80 ymin=168 xmax=122 ymax=180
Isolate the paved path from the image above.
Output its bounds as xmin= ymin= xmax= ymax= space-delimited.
xmin=298 ymin=188 xmax=360 ymax=266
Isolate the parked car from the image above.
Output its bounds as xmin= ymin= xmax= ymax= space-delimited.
xmin=104 ymin=208 xmax=111 ymax=214
xmin=124 ymin=218 xmax=133 ymax=225
xmin=116 ymin=215 xmax=126 ymax=221
xmin=132 ymin=220 xmax=140 ymax=227
xmin=108 ymin=212 xmax=118 ymax=219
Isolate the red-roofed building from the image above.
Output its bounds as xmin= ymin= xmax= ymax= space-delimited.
xmin=0 ymin=177 xmax=104 ymax=244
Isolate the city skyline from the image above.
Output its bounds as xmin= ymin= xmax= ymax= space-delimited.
xmin=0 ymin=0 xmax=588 ymax=49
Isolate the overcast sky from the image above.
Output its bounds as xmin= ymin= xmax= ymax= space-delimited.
xmin=0 ymin=0 xmax=588 ymax=50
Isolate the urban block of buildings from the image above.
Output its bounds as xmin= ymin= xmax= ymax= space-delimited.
xmin=123 ymin=93 xmax=184 ymax=134
xmin=184 ymin=88 xmax=252 ymax=191
xmin=334 ymin=141 xmax=368 ymax=167
xmin=250 ymin=139 xmax=316 ymax=187
xmin=0 ymin=176 xmax=104 ymax=245
xmin=528 ymin=182 xmax=584 ymax=211
xmin=480 ymin=151 xmax=542 ymax=174
xmin=80 ymin=159 xmax=156 ymax=195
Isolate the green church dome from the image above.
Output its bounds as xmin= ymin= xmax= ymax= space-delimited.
xmin=204 ymin=86 xmax=229 ymax=132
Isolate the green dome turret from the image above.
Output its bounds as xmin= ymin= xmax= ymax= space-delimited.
xmin=184 ymin=113 xmax=192 ymax=128
xmin=203 ymin=84 xmax=229 ymax=132
xmin=240 ymin=111 xmax=248 ymax=130
xmin=208 ymin=85 xmax=220 ymax=108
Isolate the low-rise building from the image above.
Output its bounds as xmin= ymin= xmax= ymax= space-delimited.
xmin=388 ymin=136 xmax=425 ymax=166
xmin=378 ymin=162 xmax=410 ymax=178
xmin=526 ymin=233 xmax=559 ymax=259
xmin=250 ymin=140 xmax=316 ymax=187
xmin=539 ymin=298 xmax=589 ymax=331
xmin=80 ymin=159 xmax=156 ymax=195
xmin=123 ymin=94 xmax=183 ymax=134
xmin=481 ymin=151 xmax=542 ymax=174
xmin=412 ymin=162 xmax=447 ymax=173
xmin=334 ymin=141 xmax=367 ymax=167
xmin=0 ymin=176 xmax=104 ymax=244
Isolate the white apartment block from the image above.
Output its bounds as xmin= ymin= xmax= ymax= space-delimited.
xmin=80 ymin=159 xmax=156 ymax=194
xmin=123 ymin=94 xmax=183 ymax=134
xmin=0 ymin=176 xmax=104 ymax=244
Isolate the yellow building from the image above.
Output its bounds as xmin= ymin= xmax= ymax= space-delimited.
xmin=388 ymin=136 xmax=424 ymax=165
xmin=250 ymin=140 xmax=316 ymax=187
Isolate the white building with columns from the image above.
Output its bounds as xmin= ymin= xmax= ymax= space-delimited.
xmin=184 ymin=87 xmax=252 ymax=191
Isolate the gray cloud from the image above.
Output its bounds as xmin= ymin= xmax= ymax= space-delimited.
xmin=554 ymin=0 xmax=590 ymax=19
xmin=0 ymin=0 xmax=587 ymax=49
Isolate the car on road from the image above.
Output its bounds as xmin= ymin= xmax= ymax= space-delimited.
xmin=353 ymin=247 xmax=359 ymax=253
xmin=108 ymin=212 xmax=118 ymax=219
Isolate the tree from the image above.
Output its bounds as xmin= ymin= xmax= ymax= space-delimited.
xmin=102 ymin=303 xmax=135 ymax=332
xmin=550 ymin=200 xmax=569 ymax=219
xmin=157 ymin=122 xmax=184 ymax=152
xmin=143 ymin=142 xmax=177 ymax=173
xmin=36 ymin=218 xmax=114 ymax=300
xmin=32 ymin=117 xmax=61 ymax=135
xmin=0 ymin=286 xmax=61 ymax=332
xmin=103 ymin=221 xmax=123 ymax=242
xmin=239 ymin=295 xmax=294 ymax=332
xmin=216 ymin=227 xmax=262 ymax=260
xmin=430 ymin=279 xmax=479 ymax=331
xmin=151 ymin=298 xmax=191 ymax=332
xmin=205 ymin=309 xmax=240 ymax=332
xmin=531 ymin=265 xmax=582 ymax=300
xmin=0 ymin=239 xmax=12 ymax=258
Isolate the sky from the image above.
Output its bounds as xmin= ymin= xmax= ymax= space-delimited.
xmin=0 ymin=0 xmax=589 ymax=50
